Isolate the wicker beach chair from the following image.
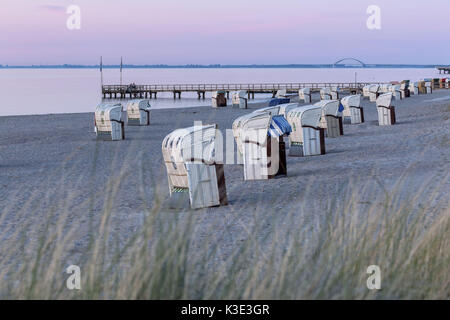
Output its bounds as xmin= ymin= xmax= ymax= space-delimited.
xmin=237 ymin=113 xmax=291 ymax=180
xmin=126 ymin=99 xmax=151 ymax=126
xmin=341 ymin=95 xmax=364 ymax=124
xmin=315 ymin=100 xmax=343 ymax=138
xmin=162 ymin=124 xmax=228 ymax=209
xmin=232 ymin=90 xmax=248 ymax=109
xmin=376 ymin=93 xmax=396 ymax=126
xmin=94 ymin=103 xmax=125 ymax=141
xmin=212 ymin=91 xmax=227 ymax=108
xmin=299 ymin=88 xmax=312 ymax=103
xmin=286 ymin=105 xmax=325 ymax=157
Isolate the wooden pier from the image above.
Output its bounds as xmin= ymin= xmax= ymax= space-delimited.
xmin=101 ymin=82 xmax=382 ymax=99
xmin=437 ymin=67 xmax=450 ymax=74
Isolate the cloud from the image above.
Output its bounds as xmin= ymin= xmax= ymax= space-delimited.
xmin=37 ymin=4 xmax=67 ymax=12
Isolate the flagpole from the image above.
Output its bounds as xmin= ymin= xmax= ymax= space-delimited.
xmin=120 ymin=57 xmax=123 ymax=87
xmin=100 ymin=56 xmax=103 ymax=93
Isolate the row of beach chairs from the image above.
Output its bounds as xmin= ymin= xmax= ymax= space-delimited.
xmin=94 ymin=77 xmax=446 ymax=209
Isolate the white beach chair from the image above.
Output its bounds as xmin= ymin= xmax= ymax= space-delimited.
xmin=94 ymin=103 xmax=124 ymax=141
xmin=400 ymin=82 xmax=409 ymax=98
xmin=212 ymin=91 xmax=227 ymax=108
xmin=299 ymin=88 xmax=312 ymax=103
xmin=368 ymin=84 xmax=380 ymax=102
xmin=232 ymin=91 xmax=248 ymax=108
xmin=126 ymin=99 xmax=151 ymax=126
xmin=237 ymin=113 xmax=290 ymax=180
xmin=409 ymin=82 xmax=419 ymax=95
xmin=162 ymin=124 xmax=228 ymax=209
xmin=320 ymin=87 xmax=339 ymax=100
xmin=314 ymin=100 xmax=343 ymax=138
xmin=276 ymin=89 xmax=299 ymax=102
xmin=286 ymin=105 xmax=325 ymax=157
xmin=425 ymin=81 xmax=432 ymax=94
xmin=362 ymin=85 xmax=371 ymax=99
xmin=376 ymin=93 xmax=396 ymax=126
xmin=340 ymin=95 xmax=364 ymax=124
xmin=380 ymin=84 xmax=391 ymax=93
xmin=390 ymin=84 xmax=402 ymax=100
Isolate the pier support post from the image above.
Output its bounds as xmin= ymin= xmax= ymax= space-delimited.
xmin=202 ymin=92 xmax=205 ymax=99
xmin=252 ymin=92 xmax=255 ymax=99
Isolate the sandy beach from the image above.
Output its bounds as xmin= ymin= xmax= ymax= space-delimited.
xmin=0 ymin=90 xmax=449 ymax=298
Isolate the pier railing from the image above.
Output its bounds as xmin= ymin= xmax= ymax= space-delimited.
xmin=103 ymin=82 xmax=382 ymax=93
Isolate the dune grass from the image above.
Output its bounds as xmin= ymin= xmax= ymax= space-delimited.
xmin=0 ymin=152 xmax=448 ymax=300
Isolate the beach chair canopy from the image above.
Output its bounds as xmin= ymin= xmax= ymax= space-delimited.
xmin=341 ymin=95 xmax=361 ymax=109
xmin=126 ymin=99 xmax=151 ymax=112
xmin=369 ymin=84 xmax=380 ymax=93
xmin=314 ymin=100 xmax=342 ymax=117
xmin=253 ymin=105 xmax=281 ymax=116
xmin=212 ymin=91 xmax=226 ymax=98
xmin=376 ymin=93 xmax=394 ymax=107
xmin=162 ymin=124 xmax=218 ymax=165
xmin=276 ymin=89 xmax=287 ymax=97
xmin=299 ymin=88 xmax=311 ymax=96
xmin=287 ymin=105 xmax=323 ymax=128
xmin=96 ymin=103 xmax=123 ymax=122
xmin=239 ymin=90 xmax=248 ymax=98
xmin=278 ymin=103 xmax=300 ymax=117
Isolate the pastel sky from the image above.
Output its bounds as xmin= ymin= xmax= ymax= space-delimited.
xmin=0 ymin=0 xmax=449 ymax=65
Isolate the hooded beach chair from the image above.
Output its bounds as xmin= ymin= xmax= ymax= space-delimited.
xmin=390 ymin=84 xmax=402 ymax=100
xmin=276 ymin=89 xmax=299 ymax=102
xmin=368 ymin=84 xmax=380 ymax=102
xmin=212 ymin=91 xmax=227 ymax=108
xmin=253 ymin=105 xmax=281 ymax=116
xmin=409 ymin=82 xmax=419 ymax=95
xmin=299 ymin=88 xmax=312 ymax=103
xmin=278 ymin=103 xmax=300 ymax=118
xmin=320 ymin=87 xmax=339 ymax=100
xmin=341 ymin=95 xmax=364 ymax=124
xmin=237 ymin=113 xmax=291 ymax=180
xmin=94 ymin=103 xmax=125 ymax=141
xmin=376 ymin=93 xmax=396 ymax=126
xmin=162 ymin=124 xmax=228 ymax=209
xmin=380 ymin=84 xmax=391 ymax=93
xmin=126 ymin=99 xmax=151 ymax=126
xmin=400 ymin=80 xmax=410 ymax=98
xmin=425 ymin=81 xmax=432 ymax=94
xmin=315 ymin=100 xmax=343 ymax=138
xmin=286 ymin=105 xmax=325 ymax=157
xmin=232 ymin=90 xmax=248 ymax=109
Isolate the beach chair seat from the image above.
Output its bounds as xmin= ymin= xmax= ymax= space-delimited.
xmin=341 ymin=95 xmax=364 ymax=124
xmin=299 ymin=88 xmax=312 ymax=103
xmin=286 ymin=105 xmax=325 ymax=157
xmin=315 ymin=100 xmax=343 ymax=138
xmin=236 ymin=113 xmax=291 ymax=180
xmin=376 ymin=93 xmax=396 ymax=126
xmin=126 ymin=99 xmax=151 ymax=126
xmin=162 ymin=124 xmax=227 ymax=209
xmin=94 ymin=103 xmax=124 ymax=141
xmin=212 ymin=91 xmax=227 ymax=108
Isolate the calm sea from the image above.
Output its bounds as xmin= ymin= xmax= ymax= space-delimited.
xmin=0 ymin=68 xmax=441 ymax=116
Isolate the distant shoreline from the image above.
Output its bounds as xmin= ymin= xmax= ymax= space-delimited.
xmin=0 ymin=64 xmax=448 ymax=69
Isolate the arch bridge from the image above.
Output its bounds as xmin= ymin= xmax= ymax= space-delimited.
xmin=334 ymin=58 xmax=367 ymax=67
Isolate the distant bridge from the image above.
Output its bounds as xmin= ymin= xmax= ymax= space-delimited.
xmin=334 ymin=58 xmax=367 ymax=67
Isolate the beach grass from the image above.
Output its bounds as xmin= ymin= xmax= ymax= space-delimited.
xmin=0 ymin=159 xmax=448 ymax=300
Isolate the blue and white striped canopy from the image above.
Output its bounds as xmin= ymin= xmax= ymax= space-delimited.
xmin=268 ymin=115 xmax=292 ymax=137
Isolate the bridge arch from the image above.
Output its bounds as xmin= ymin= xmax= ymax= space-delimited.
xmin=333 ymin=58 xmax=367 ymax=67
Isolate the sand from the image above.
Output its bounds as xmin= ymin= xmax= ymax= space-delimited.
xmin=0 ymin=90 xmax=449 ymax=265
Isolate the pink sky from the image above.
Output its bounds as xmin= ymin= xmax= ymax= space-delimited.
xmin=0 ymin=0 xmax=449 ymax=65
